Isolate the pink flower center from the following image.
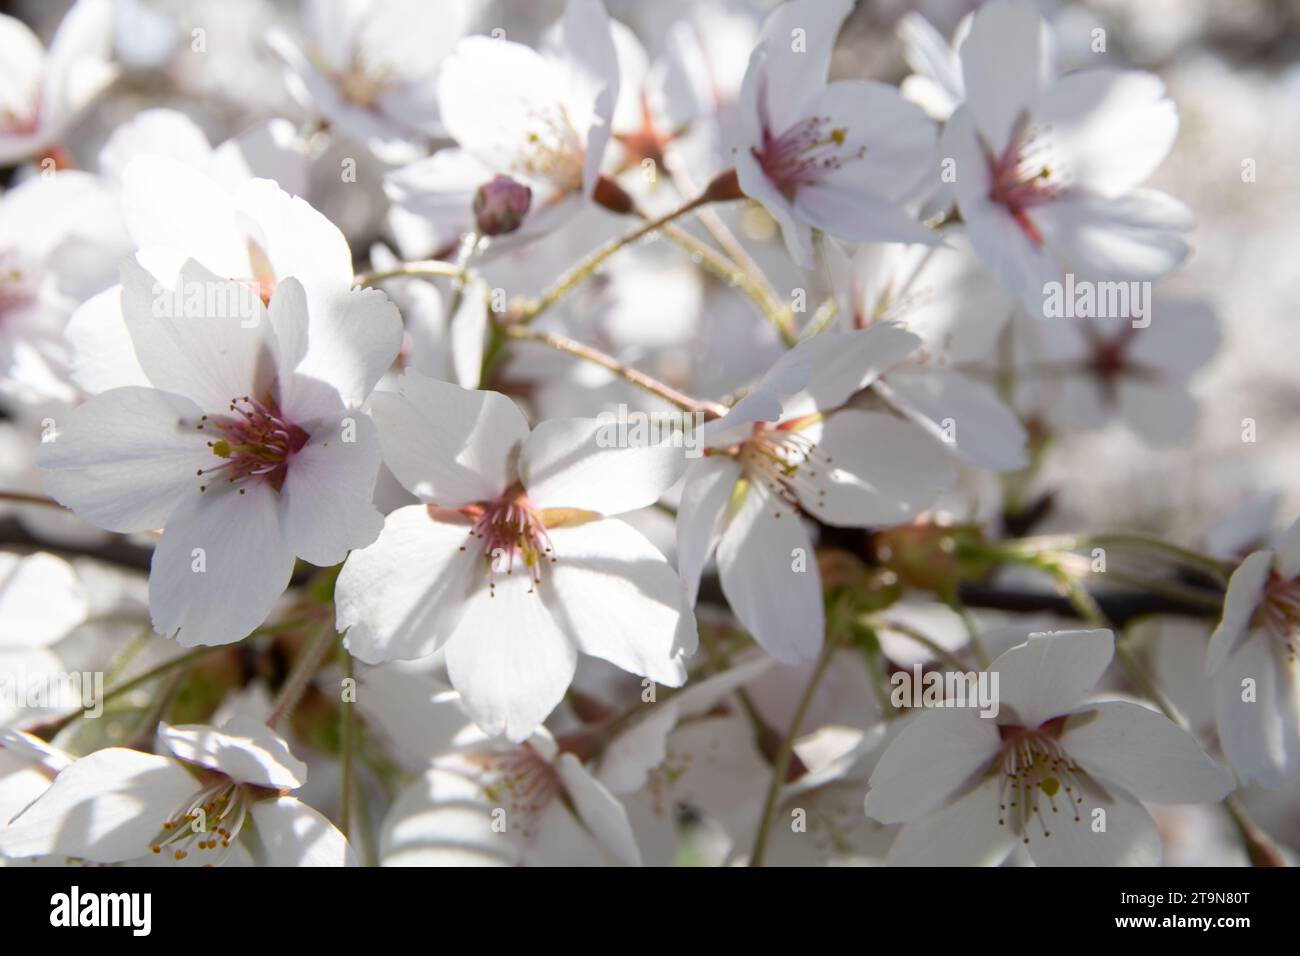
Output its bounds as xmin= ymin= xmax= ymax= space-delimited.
xmin=754 ymin=115 xmax=863 ymax=201
xmin=460 ymin=485 xmax=555 ymax=596
xmin=0 ymin=254 xmax=38 ymax=326
xmin=1 ymin=101 xmax=40 ymax=137
xmin=737 ymin=420 xmax=833 ymax=514
xmin=994 ymin=717 xmax=1090 ymax=844
xmin=1258 ymin=574 xmax=1300 ymax=664
xmin=986 ymin=123 xmax=1063 ymax=247
xmin=194 ymin=395 xmax=310 ymax=494
xmin=466 ymin=743 xmax=561 ymax=842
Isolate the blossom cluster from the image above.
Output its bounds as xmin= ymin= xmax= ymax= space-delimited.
xmin=0 ymin=0 xmax=1292 ymax=868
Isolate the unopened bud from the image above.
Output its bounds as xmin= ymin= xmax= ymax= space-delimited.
xmin=473 ymin=175 xmax=532 ymax=236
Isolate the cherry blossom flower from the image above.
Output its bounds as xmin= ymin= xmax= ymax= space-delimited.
xmin=385 ymin=0 xmax=619 ymax=245
xmin=269 ymin=0 xmax=477 ymax=164
xmin=336 ymin=371 xmax=696 ymax=741
xmin=731 ymin=0 xmax=938 ymax=268
xmin=1206 ymin=518 xmax=1300 ymax=788
xmin=39 ymin=261 xmax=400 ymax=646
xmin=864 ymin=629 xmax=1234 ymax=865
xmin=0 ymin=0 xmax=118 ymax=166
xmin=677 ymin=323 xmax=954 ymax=663
xmin=939 ymin=0 xmax=1193 ymax=315
xmin=1012 ymin=301 xmax=1219 ymax=446
xmin=0 ymin=718 xmax=353 ymax=866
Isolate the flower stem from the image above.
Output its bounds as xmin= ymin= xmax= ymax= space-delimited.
xmin=1002 ymin=533 xmax=1232 ymax=583
xmin=352 ymin=259 xmax=467 ymax=286
xmin=872 ymin=617 xmax=970 ymax=671
xmin=503 ymin=324 xmax=728 ymax=417
xmin=339 ymin=644 xmax=355 ymax=840
xmin=748 ymin=635 xmax=839 ymax=867
xmin=267 ymin=622 xmax=338 ymax=729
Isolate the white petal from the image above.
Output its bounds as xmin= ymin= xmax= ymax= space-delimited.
xmin=716 ymin=482 xmax=823 ymax=664
xmin=1035 ymin=188 xmax=1193 ymax=282
xmin=886 ymin=777 xmax=1017 ymax=866
xmin=120 ymin=257 xmax=273 ymax=412
xmin=1213 ymin=636 xmax=1300 ymax=788
xmin=779 ymin=323 xmax=921 ymax=420
xmin=1024 ymin=785 xmax=1163 ymax=866
xmin=864 ymin=709 xmax=1001 ymax=824
xmin=372 ymin=372 xmax=527 ymax=507
xmin=337 ymin=506 xmax=478 ymax=663
xmin=38 ymin=386 xmax=209 ymax=533
xmin=0 ymin=748 xmax=198 ymax=863
xmin=753 ymin=0 xmax=852 ymax=132
xmin=556 ymin=753 xmax=641 ymax=866
xmin=160 ymin=716 xmax=306 ymax=789
xmin=1115 ymin=379 xmax=1198 ymax=447
xmin=883 ymin=369 xmax=1028 ymax=471
xmin=520 ymin=417 xmax=687 ymax=516
xmin=279 ymin=411 xmax=384 ymax=567
xmin=1206 ymin=549 xmax=1273 ymax=674
xmin=355 ymin=669 xmax=467 ymax=768
xmin=1274 ymin=516 xmax=1300 ymax=580
xmin=991 ymin=629 xmax=1114 ymax=727
xmin=248 ymin=795 xmax=356 ymax=866
xmin=444 ymin=572 xmax=578 ymax=742
xmin=1036 ymin=69 xmax=1178 ymax=196
xmin=545 ymin=518 xmax=694 ymax=685
xmin=675 ymin=455 xmax=742 ymax=605
xmin=958 ymin=0 xmax=1048 ymax=150
xmin=121 ymin=156 xmax=245 ymax=276
xmin=65 ymin=286 xmax=150 ymax=394
xmin=282 ymin=285 xmax=401 ymax=413
xmin=1062 ymin=700 xmax=1234 ymax=804
xmin=380 ymin=768 xmax=518 ymax=866
xmin=148 ymin=482 xmax=297 ymax=647
xmin=801 ymin=409 xmax=955 ymax=526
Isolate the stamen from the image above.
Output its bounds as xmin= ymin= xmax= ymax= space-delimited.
xmin=994 ymin=720 xmax=1088 ymax=844
xmin=986 ymin=120 xmax=1065 ymax=247
xmin=737 ymin=422 xmax=834 ymax=515
xmin=754 ymin=114 xmax=864 ymax=201
xmin=460 ymin=485 xmax=556 ymax=596
xmin=193 ymin=395 xmax=309 ymax=494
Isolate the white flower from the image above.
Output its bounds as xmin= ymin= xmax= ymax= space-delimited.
xmin=864 ymin=629 xmax=1234 ymax=865
xmin=897 ymin=11 xmax=969 ymax=122
xmin=67 ymin=161 xmax=360 ymax=400
xmin=336 ymin=371 xmax=696 ymax=742
xmin=362 ymin=674 xmax=642 ymax=866
xmin=269 ymin=0 xmax=475 ymax=164
xmin=731 ymin=0 xmax=938 ymax=269
xmin=0 ymin=553 xmax=88 ymax=724
xmin=0 ymin=717 xmax=353 ymax=866
xmin=1206 ymin=518 xmax=1300 ymax=788
xmin=940 ymin=0 xmax=1192 ymax=315
xmin=0 ymin=0 xmax=117 ymax=166
xmin=39 ymin=260 xmax=400 ymax=647
xmin=1012 ymin=301 xmax=1219 ymax=446
xmin=677 ymin=324 xmax=954 ymax=664
xmin=386 ymin=0 xmax=619 ymax=244
xmin=827 ymin=230 xmax=1027 ymax=470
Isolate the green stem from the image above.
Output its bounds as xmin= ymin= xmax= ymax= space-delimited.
xmin=872 ymin=618 xmax=970 ymax=671
xmin=749 ymin=636 xmax=838 ymax=867
xmin=339 ymin=645 xmax=355 ymax=840
xmin=1003 ymin=533 xmax=1232 ymax=583
xmin=353 ymin=259 xmax=467 ymax=286
xmin=0 ymin=490 xmax=65 ymax=509
xmin=267 ymin=623 xmax=338 ymax=729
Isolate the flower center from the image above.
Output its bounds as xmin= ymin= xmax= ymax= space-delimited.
xmin=986 ymin=121 xmax=1064 ymax=247
xmin=513 ymin=105 xmax=585 ymax=195
xmin=1258 ymin=574 xmax=1300 ymax=664
xmin=0 ymin=257 xmax=37 ymax=325
xmin=754 ymin=115 xmax=863 ymax=201
xmin=736 ymin=420 xmax=832 ymax=514
xmin=994 ymin=718 xmax=1089 ymax=844
xmin=464 ymin=744 xmax=561 ymax=842
xmin=0 ymin=101 xmax=39 ymax=137
xmin=149 ymin=779 xmax=250 ymax=865
xmin=194 ymin=395 xmax=310 ymax=494
xmin=460 ymin=485 xmax=555 ymax=596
